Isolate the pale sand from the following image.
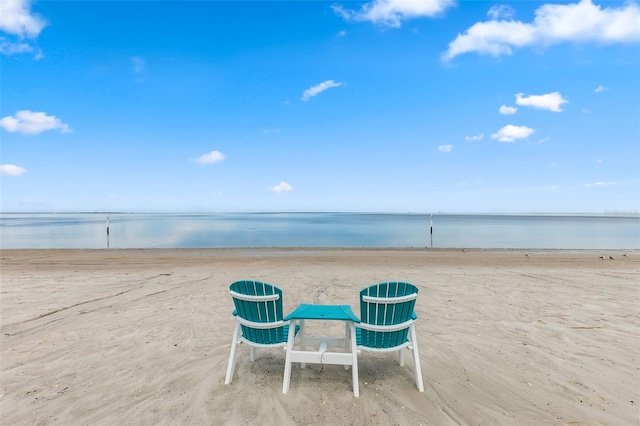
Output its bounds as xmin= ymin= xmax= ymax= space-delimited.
xmin=1 ymin=249 xmax=638 ymax=425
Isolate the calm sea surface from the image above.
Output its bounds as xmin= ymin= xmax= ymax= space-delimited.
xmin=0 ymin=212 xmax=639 ymax=250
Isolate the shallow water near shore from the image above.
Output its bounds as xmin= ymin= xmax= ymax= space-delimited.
xmin=1 ymin=212 xmax=638 ymax=249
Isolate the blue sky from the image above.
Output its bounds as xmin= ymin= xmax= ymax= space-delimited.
xmin=1 ymin=0 xmax=639 ymax=213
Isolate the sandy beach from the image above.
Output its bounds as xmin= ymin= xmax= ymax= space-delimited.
xmin=1 ymin=248 xmax=638 ymax=425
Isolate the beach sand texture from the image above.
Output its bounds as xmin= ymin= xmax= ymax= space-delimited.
xmin=1 ymin=249 xmax=639 ymax=425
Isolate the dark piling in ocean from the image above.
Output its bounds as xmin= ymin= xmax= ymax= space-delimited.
xmin=106 ymin=214 xmax=110 ymax=249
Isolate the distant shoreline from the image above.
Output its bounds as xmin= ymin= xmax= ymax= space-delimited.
xmin=2 ymin=247 xmax=638 ymax=261
xmin=2 ymin=211 xmax=640 ymax=217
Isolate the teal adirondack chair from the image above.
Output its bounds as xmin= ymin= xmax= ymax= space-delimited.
xmin=356 ymin=282 xmax=424 ymax=392
xmin=225 ymin=280 xmax=297 ymax=384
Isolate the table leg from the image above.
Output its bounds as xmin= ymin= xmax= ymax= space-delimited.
xmin=300 ymin=319 xmax=306 ymax=369
xmin=282 ymin=319 xmax=297 ymax=394
xmin=350 ymin=322 xmax=359 ymax=397
xmin=344 ymin=321 xmax=350 ymax=370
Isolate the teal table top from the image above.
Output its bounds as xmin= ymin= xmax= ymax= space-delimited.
xmin=284 ymin=304 xmax=360 ymax=322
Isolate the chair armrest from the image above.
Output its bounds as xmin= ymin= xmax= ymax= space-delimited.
xmin=357 ymin=319 xmax=415 ymax=332
xmin=236 ymin=316 xmax=288 ymax=329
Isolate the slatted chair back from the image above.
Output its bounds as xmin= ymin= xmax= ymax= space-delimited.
xmin=230 ymin=280 xmax=287 ymax=345
xmin=358 ymin=281 xmax=418 ymax=349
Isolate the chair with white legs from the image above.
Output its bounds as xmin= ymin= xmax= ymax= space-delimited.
xmin=225 ymin=280 xmax=298 ymax=384
xmin=356 ymin=281 xmax=424 ymax=392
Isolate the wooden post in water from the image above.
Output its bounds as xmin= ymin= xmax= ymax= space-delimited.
xmin=106 ymin=213 xmax=110 ymax=249
xmin=430 ymin=213 xmax=433 ymax=248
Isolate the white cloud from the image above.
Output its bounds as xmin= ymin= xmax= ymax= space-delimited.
xmin=269 ymin=181 xmax=294 ymax=193
xmin=338 ymin=30 xmax=347 ymax=37
xmin=457 ymin=180 xmax=483 ymax=188
xmin=465 ymin=134 xmax=484 ymax=141
xmin=301 ymin=80 xmax=343 ymax=101
xmin=0 ymin=0 xmax=47 ymax=38
xmin=193 ymin=150 xmax=225 ymax=164
xmin=132 ymin=56 xmax=145 ymax=74
xmin=594 ymin=85 xmax=608 ymax=93
xmin=0 ymin=110 xmax=71 ymax=135
xmin=332 ymin=0 xmax=455 ymax=28
xmin=491 ymin=124 xmax=535 ymax=142
xmin=438 ymin=144 xmax=453 ymax=153
xmin=584 ymin=181 xmax=612 ymax=188
xmin=0 ymin=164 xmax=26 ymax=176
xmin=532 ymin=137 xmax=550 ymax=145
xmin=443 ymin=0 xmax=640 ymax=61
xmin=0 ymin=38 xmax=42 ymax=59
xmin=499 ymin=105 xmax=518 ymax=115
xmin=487 ymin=5 xmax=515 ymax=20
xmin=0 ymin=38 xmax=32 ymax=54
xmin=581 ymin=108 xmax=591 ymax=114
xmin=515 ymin=92 xmax=568 ymax=112
xmin=0 ymin=0 xmax=47 ymax=58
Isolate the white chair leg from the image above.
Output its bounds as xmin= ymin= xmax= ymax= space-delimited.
xmin=225 ymin=322 xmax=240 ymax=384
xmin=249 ymin=346 xmax=256 ymax=362
xmin=409 ymin=325 xmax=424 ymax=392
xmin=398 ymin=348 xmax=405 ymax=366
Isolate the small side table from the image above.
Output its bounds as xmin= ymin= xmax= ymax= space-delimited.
xmin=282 ymin=304 xmax=360 ymax=396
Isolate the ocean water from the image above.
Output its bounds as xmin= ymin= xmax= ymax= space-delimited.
xmin=0 ymin=212 xmax=638 ymax=250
